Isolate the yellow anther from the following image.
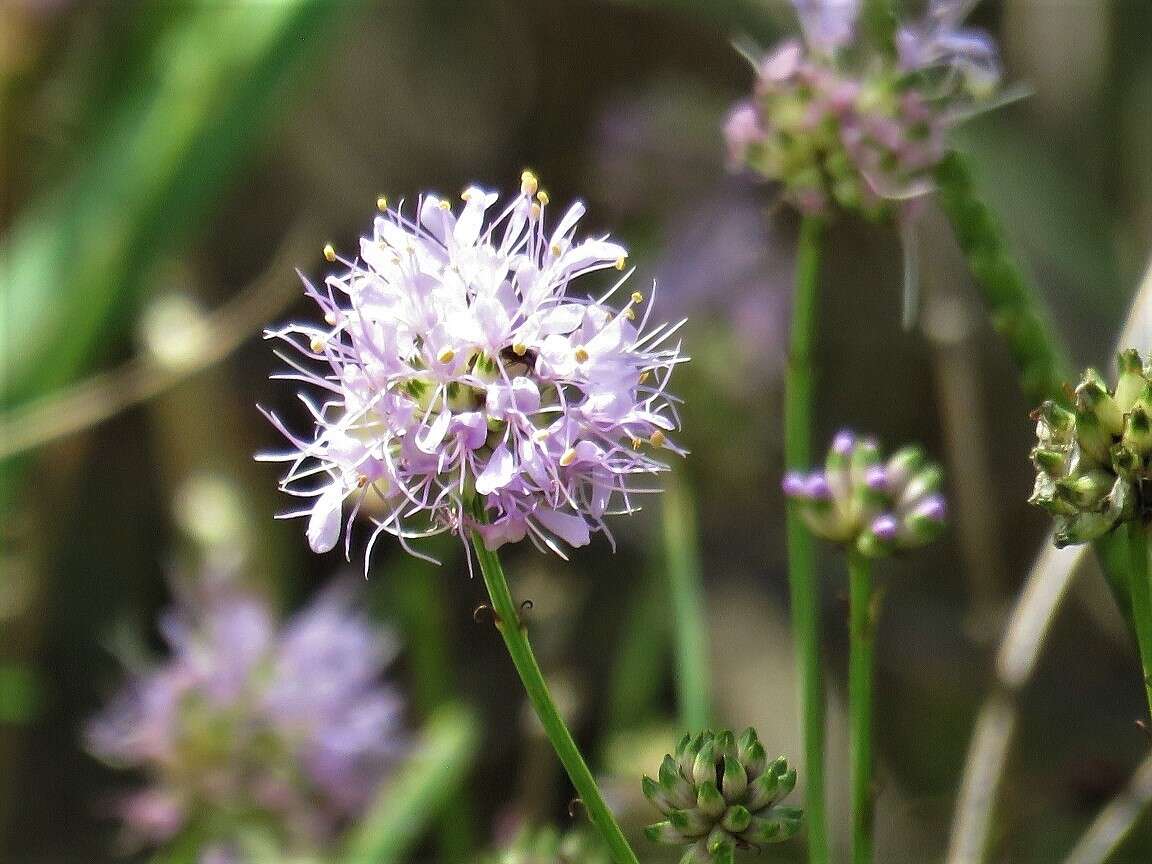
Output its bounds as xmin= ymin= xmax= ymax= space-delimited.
xmin=614 ymin=255 xmax=627 ymax=271
xmin=649 ymin=430 xmax=666 ymax=448
xmin=357 ymin=474 xmax=369 ymax=488
xmin=623 ymin=308 xmax=636 ymax=321
xmin=537 ymin=190 xmax=550 ymax=206
xmin=574 ymin=346 xmax=590 ymax=363
xmin=460 ymin=189 xmax=473 ymax=202
xmin=437 ymin=348 xmax=456 ymax=364
xmin=376 ymin=196 xmax=388 ymax=211
xmin=324 ymin=311 xmax=337 ymax=325
xmin=639 ymin=371 xmax=651 ymax=384
xmin=521 ymin=170 xmax=539 ymax=196
xmin=534 ymin=428 xmax=550 ymax=441
xmin=550 ymin=242 xmax=562 ymax=256
xmin=310 ymin=336 xmax=326 ymax=353
xmin=631 ymin=437 xmax=642 ymax=450
xmin=512 ymin=342 xmax=528 ymax=356
xmin=559 ymin=447 xmax=577 ymax=467
xmin=437 ymin=199 xmax=451 ymax=210
xmin=323 ymin=243 xmax=336 ymax=263
xmin=631 ymin=291 xmax=644 ymax=304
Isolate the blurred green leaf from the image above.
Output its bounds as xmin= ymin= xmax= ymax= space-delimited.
xmin=0 ymin=661 xmax=40 ymax=725
xmin=1 ymin=0 xmax=353 ymax=414
xmin=340 ymin=703 xmax=479 ymax=864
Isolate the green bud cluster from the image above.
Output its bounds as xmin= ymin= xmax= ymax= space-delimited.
xmin=642 ymin=728 xmax=801 ymax=863
xmin=1030 ymin=349 xmax=1152 ymax=546
xmin=784 ymin=431 xmax=947 ymax=558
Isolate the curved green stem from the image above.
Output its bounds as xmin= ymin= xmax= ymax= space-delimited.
xmin=787 ymin=214 xmax=828 ymax=864
xmin=934 ymin=152 xmax=1073 ymax=406
xmin=848 ymin=550 xmax=876 ymax=864
xmin=1125 ymin=522 xmax=1152 ymax=720
xmin=469 ymin=534 xmax=640 ymax=864
xmin=663 ymin=471 xmax=711 ymax=731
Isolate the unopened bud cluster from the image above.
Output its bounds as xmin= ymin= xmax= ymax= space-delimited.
xmin=1030 ymin=350 xmax=1152 ymax=546
xmin=783 ymin=431 xmax=946 ymax=557
xmin=643 ymin=728 xmax=801 ymax=863
xmin=726 ymin=48 xmax=945 ymax=219
xmin=725 ymin=0 xmax=1002 ymax=219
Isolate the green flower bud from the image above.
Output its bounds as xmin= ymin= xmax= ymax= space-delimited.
xmin=1115 ymin=349 xmax=1146 ymax=410
xmin=643 ymin=729 xmax=801 ymax=862
xmin=787 ymin=432 xmax=946 ymax=558
xmin=1030 ymin=355 xmax=1152 ymax=546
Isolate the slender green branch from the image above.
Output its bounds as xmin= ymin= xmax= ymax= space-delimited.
xmin=469 ymin=533 xmax=640 ymax=864
xmin=663 ymin=471 xmax=711 ymax=731
xmin=1125 ymin=522 xmax=1152 ymax=720
xmin=848 ymin=550 xmax=876 ymax=864
xmin=786 ymin=214 xmax=828 ymax=864
xmin=934 ymin=152 xmax=1073 ymax=406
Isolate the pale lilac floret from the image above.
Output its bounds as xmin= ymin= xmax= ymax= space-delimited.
xmin=260 ymin=174 xmax=686 ymax=566
xmin=897 ymin=0 xmax=1001 ymax=96
xmin=869 ymin=514 xmax=900 ymax=541
xmin=87 ymin=580 xmax=405 ymax=852
xmin=804 ymin=473 xmax=832 ymax=500
xmin=782 ymin=471 xmax=807 ymax=497
xmin=832 ymin=429 xmax=856 ymax=454
xmin=792 ymin=0 xmax=860 ymax=55
xmin=864 ymin=466 xmax=888 ymax=492
xmin=914 ymin=493 xmax=948 ymax=522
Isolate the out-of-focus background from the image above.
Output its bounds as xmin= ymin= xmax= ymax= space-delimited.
xmin=3 ymin=1 xmax=1152 ymax=862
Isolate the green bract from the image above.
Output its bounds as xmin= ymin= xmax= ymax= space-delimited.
xmin=1030 ymin=350 xmax=1152 ymax=546
xmin=642 ymin=729 xmax=802 ymax=863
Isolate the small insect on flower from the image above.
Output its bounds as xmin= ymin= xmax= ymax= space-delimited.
xmin=783 ymin=430 xmax=946 ymax=557
xmin=260 ymin=174 xmax=687 ymax=568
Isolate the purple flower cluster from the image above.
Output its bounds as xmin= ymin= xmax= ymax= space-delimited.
xmin=87 ymin=581 xmax=405 ymax=855
xmin=783 ymin=430 xmax=946 ymax=557
xmin=262 ymin=173 xmax=686 ymax=565
xmin=725 ymin=0 xmax=1001 ymax=217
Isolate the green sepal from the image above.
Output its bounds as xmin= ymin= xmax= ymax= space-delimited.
xmin=644 ymin=821 xmax=684 ymax=845
xmin=696 ymin=780 xmax=726 ymax=819
xmin=721 ymin=804 xmax=752 ymax=833
xmin=721 ymin=754 xmax=748 ymax=799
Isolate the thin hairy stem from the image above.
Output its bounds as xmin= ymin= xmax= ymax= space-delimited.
xmin=663 ymin=471 xmax=711 ymax=731
xmin=848 ymin=550 xmax=876 ymax=864
xmin=469 ymin=533 xmax=640 ymax=864
xmin=934 ymin=152 xmax=1072 ymax=406
xmin=787 ymin=214 xmax=828 ymax=864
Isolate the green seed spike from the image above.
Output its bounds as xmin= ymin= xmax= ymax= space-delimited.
xmin=721 ymin=755 xmax=748 ymax=799
xmin=697 ymin=781 xmax=726 ymax=819
xmin=1115 ymin=349 xmax=1146 ymax=410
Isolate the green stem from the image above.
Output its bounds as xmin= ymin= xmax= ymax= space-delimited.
xmin=934 ymin=152 xmax=1073 ymax=406
xmin=848 ymin=550 xmax=876 ymax=864
xmin=786 ymin=214 xmax=828 ymax=864
xmin=469 ymin=534 xmax=640 ymax=864
xmin=1125 ymin=522 xmax=1152 ymax=721
xmin=861 ymin=0 xmax=898 ymax=58
xmin=663 ymin=471 xmax=711 ymax=731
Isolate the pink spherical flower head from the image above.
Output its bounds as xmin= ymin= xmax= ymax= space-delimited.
xmin=261 ymin=173 xmax=687 ymax=568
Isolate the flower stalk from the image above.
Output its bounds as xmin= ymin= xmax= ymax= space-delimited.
xmin=469 ymin=531 xmax=639 ymax=864
xmin=785 ymin=214 xmax=828 ymax=864
xmin=663 ymin=471 xmax=711 ymax=731
xmin=848 ymin=549 xmax=877 ymax=864
xmin=1125 ymin=521 xmax=1152 ymax=720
